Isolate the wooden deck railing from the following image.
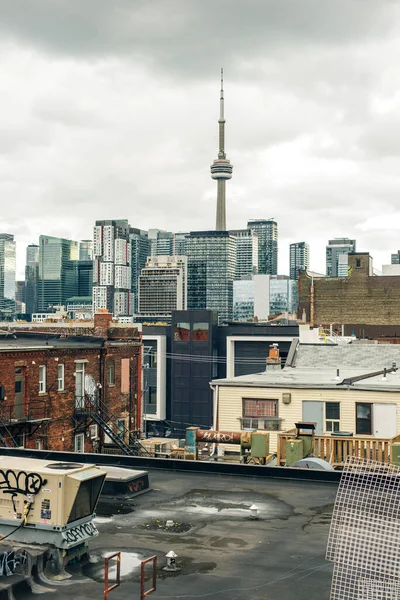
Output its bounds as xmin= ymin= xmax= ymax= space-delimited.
xmin=277 ymin=431 xmax=400 ymax=466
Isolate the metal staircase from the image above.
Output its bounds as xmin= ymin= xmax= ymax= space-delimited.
xmin=80 ymin=396 xmax=151 ymax=457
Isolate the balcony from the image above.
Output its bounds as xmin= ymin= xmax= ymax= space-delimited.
xmin=277 ymin=429 xmax=400 ymax=467
xmin=0 ymin=401 xmax=49 ymax=425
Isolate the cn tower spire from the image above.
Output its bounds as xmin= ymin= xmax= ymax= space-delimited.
xmin=211 ymin=68 xmax=233 ymax=231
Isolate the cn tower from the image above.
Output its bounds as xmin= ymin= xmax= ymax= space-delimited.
xmin=210 ymin=68 xmax=233 ymax=231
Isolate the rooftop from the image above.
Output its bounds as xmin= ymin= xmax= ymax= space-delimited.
xmin=29 ymin=466 xmax=337 ymax=600
xmin=213 ymin=342 xmax=400 ymax=391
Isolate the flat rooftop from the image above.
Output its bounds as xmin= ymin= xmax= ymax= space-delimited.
xmin=55 ymin=468 xmax=337 ymax=600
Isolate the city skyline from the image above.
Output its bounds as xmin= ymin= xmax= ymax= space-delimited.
xmin=1 ymin=2 xmax=400 ymax=277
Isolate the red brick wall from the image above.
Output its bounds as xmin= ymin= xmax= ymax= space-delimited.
xmin=298 ymin=253 xmax=400 ymax=326
xmin=0 ymin=337 xmax=141 ymax=453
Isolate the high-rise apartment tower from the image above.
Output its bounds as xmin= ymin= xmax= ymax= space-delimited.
xmin=290 ymin=242 xmax=310 ymax=280
xmin=247 ymin=219 xmax=278 ymax=275
xmin=93 ymin=220 xmax=132 ymax=316
xmin=0 ymin=234 xmax=16 ymax=320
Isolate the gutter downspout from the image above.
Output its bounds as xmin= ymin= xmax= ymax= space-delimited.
xmin=310 ymin=275 xmax=315 ymax=327
xmin=209 ymin=383 xmax=219 ymax=457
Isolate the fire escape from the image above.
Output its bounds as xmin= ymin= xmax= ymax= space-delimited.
xmin=0 ymin=401 xmax=50 ymax=448
xmin=75 ymin=395 xmax=151 ymax=457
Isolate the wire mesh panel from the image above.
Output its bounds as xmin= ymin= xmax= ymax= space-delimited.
xmin=326 ymin=457 xmax=400 ymax=600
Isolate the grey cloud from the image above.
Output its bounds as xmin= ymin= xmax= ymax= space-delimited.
xmin=0 ymin=1 xmax=397 ymax=75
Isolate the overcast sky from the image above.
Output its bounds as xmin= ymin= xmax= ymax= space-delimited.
xmin=1 ymin=0 xmax=400 ymax=278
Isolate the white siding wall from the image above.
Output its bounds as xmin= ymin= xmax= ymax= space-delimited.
xmin=217 ymin=385 xmax=400 ymax=453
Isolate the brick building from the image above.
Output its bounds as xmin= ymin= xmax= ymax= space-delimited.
xmin=0 ymin=312 xmax=142 ymax=453
xmin=298 ymin=253 xmax=400 ymax=335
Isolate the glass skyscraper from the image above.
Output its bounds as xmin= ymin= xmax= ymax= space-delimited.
xmin=38 ymin=236 xmax=79 ymax=311
xmin=247 ymin=219 xmax=278 ymax=275
xmin=0 ymin=233 xmax=16 ymax=320
xmin=25 ymin=244 xmax=39 ymax=315
xmin=326 ymin=238 xmax=356 ymax=277
xmin=186 ymin=231 xmax=236 ymax=322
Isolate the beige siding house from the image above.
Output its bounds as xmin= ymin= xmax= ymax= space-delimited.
xmin=212 ymin=343 xmax=400 ymax=454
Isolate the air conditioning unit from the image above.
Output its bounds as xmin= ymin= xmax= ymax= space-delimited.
xmin=0 ymin=457 xmax=106 ymax=552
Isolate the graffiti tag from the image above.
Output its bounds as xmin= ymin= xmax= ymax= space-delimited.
xmin=128 ymin=478 xmax=146 ymax=494
xmin=201 ymin=432 xmax=235 ymax=443
xmin=0 ymin=470 xmax=47 ymax=497
xmin=62 ymin=522 xmax=98 ymax=544
xmin=0 ymin=548 xmax=28 ymax=577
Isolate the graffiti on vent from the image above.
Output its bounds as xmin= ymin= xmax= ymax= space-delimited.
xmin=0 ymin=548 xmax=28 ymax=577
xmin=62 ymin=522 xmax=98 ymax=544
xmin=0 ymin=470 xmax=47 ymax=497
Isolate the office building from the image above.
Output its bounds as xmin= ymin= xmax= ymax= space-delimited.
xmin=269 ymin=275 xmax=297 ymax=316
xmin=230 ymin=229 xmax=258 ymax=277
xmin=0 ymin=234 xmax=16 ymax=320
xmin=138 ymin=255 xmax=187 ymax=316
xmin=25 ymin=244 xmax=39 ymax=315
xmin=79 ymin=240 xmax=93 ymax=261
xmin=38 ymin=236 xmax=79 ymax=311
xmin=186 ymin=231 xmax=236 ymax=322
xmin=77 ymin=260 xmax=93 ymax=297
xmin=174 ymin=232 xmax=189 ymax=256
xmin=326 ymin=238 xmax=356 ymax=277
xmin=129 ymin=228 xmax=151 ymax=314
xmin=15 ymin=281 xmax=26 ymax=314
xmin=148 ymin=229 xmax=174 ymax=257
xmin=233 ymin=275 xmax=270 ymax=321
xmin=93 ymin=219 xmax=132 ymax=316
xmin=211 ymin=69 xmax=233 ymax=230
xmin=289 ymin=242 xmax=310 ymax=280
xmin=391 ymin=250 xmax=400 ymax=265
xmin=233 ymin=274 xmax=295 ymax=321
xmin=247 ymin=219 xmax=278 ymax=275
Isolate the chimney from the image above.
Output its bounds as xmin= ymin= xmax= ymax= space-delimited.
xmin=93 ymin=309 xmax=113 ymax=337
xmin=265 ymin=344 xmax=282 ymax=371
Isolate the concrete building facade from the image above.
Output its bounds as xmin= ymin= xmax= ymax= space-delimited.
xmin=138 ymin=255 xmax=188 ymax=316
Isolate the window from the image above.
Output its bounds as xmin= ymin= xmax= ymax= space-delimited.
xmin=75 ymin=362 xmax=86 ymax=409
xmin=57 ymin=364 xmax=64 ymax=391
xmin=117 ymin=419 xmax=125 ymax=440
xmin=174 ymin=322 xmax=190 ymax=341
xmin=39 ymin=365 xmax=46 ymax=393
xmin=75 ymin=433 xmax=84 ymax=453
xmin=241 ymin=399 xmax=280 ymax=431
xmin=193 ymin=322 xmax=209 ymax=341
xmin=356 ymin=403 xmax=372 ymax=435
xmin=325 ymin=402 xmax=340 ymax=432
xmin=35 ymin=440 xmax=42 ymax=450
xmin=356 ymin=258 xmax=361 ymax=268
xmin=108 ymin=362 xmax=115 ymax=385
xmin=89 ymin=424 xmax=98 ymax=439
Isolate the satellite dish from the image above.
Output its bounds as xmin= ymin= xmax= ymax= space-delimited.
xmin=84 ymin=374 xmax=98 ymax=400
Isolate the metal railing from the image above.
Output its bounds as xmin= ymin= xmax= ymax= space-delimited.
xmin=277 ymin=430 xmax=400 ymax=466
xmin=0 ymin=401 xmax=48 ymax=424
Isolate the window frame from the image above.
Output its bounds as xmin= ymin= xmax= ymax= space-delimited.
xmin=325 ymin=401 xmax=340 ymax=433
xmin=108 ymin=361 xmax=115 ymax=386
xmin=57 ymin=363 xmax=65 ymax=391
xmin=39 ymin=365 xmax=46 ymax=393
xmin=241 ymin=398 xmax=280 ymax=431
xmin=74 ymin=433 xmax=85 ymax=453
xmin=356 ymin=402 xmax=372 ymax=435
